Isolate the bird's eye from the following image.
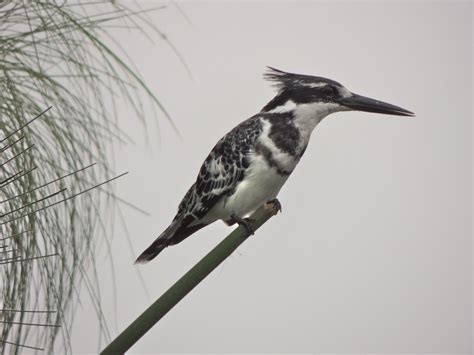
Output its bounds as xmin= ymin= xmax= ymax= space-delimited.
xmin=322 ymin=86 xmax=337 ymax=96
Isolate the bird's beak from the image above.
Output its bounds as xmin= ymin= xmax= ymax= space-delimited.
xmin=341 ymin=93 xmax=414 ymax=117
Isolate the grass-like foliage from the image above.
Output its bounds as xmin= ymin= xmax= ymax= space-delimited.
xmin=0 ymin=1 xmax=176 ymax=353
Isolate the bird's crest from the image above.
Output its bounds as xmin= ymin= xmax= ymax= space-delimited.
xmin=264 ymin=66 xmax=341 ymax=91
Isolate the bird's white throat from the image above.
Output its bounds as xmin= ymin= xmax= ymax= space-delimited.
xmin=293 ymin=101 xmax=344 ymax=143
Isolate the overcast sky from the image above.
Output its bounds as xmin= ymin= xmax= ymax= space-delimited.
xmin=71 ymin=1 xmax=471 ymax=354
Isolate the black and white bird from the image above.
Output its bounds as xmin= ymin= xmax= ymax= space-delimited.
xmin=136 ymin=67 xmax=413 ymax=263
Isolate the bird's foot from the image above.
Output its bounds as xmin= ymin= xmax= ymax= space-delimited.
xmin=230 ymin=213 xmax=255 ymax=235
xmin=265 ymin=198 xmax=282 ymax=215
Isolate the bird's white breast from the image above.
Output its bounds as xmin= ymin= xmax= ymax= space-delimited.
xmin=205 ymin=153 xmax=289 ymax=221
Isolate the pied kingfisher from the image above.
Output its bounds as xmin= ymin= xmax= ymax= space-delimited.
xmin=136 ymin=67 xmax=414 ymax=263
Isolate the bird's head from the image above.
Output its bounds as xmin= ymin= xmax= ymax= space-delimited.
xmin=261 ymin=67 xmax=414 ymax=120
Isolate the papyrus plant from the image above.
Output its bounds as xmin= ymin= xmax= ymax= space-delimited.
xmin=0 ymin=1 xmax=179 ymax=352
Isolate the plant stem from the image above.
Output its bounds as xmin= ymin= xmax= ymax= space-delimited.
xmin=100 ymin=204 xmax=278 ymax=355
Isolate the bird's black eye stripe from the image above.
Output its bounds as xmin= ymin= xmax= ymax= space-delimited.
xmin=321 ymin=85 xmax=337 ymax=97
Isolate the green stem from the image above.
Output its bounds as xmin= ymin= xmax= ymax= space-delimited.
xmin=100 ymin=205 xmax=278 ymax=355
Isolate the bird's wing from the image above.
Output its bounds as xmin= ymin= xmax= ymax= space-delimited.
xmin=175 ymin=115 xmax=263 ymax=222
xmin=135 ymin=115 xmax=264 ymax=262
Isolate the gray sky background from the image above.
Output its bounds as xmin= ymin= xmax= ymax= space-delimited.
xmin=70 ymin=1 xmax=471 ymax=354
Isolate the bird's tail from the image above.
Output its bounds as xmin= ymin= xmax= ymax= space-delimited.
xmin=134 ymin=218 xmax=183 ymax=264
xmin=135 ymin=216 xmax=207 ymax=264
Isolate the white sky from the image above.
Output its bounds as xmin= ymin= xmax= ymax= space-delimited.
xmin=70 ymin=1 xmax=471 ymax=354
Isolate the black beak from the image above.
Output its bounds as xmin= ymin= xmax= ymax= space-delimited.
xmin=341 ymin=93 xmax=414 ymax=117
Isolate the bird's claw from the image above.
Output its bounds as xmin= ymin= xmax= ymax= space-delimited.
xmin=231 ymin=213 xmax=255 ymax=235
xmin=265 ymin=199 xmax=282 ymax=215
xmin=241 ymin=218 xmax=256 ymax=235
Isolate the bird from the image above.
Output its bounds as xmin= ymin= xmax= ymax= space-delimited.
xmin=135 ymin=67 xmax=414 ymax=263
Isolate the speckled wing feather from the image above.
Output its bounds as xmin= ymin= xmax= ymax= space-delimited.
xmin=175 ymin=115 xmax=263 ymax=223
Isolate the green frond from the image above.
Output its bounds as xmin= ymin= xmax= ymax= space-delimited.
xmin=0 ymin=1 xmax=176 ymax=353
